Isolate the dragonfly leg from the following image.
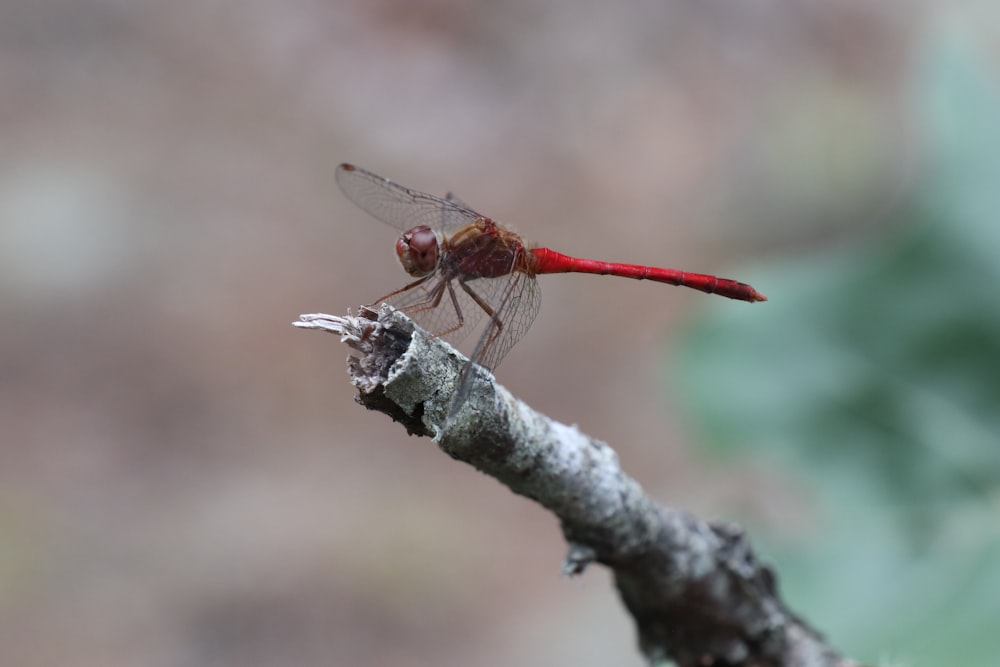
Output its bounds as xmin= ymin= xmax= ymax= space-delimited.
xmin=368 ymin=274 xmax=433 ymax=307
xmin=420 ymin=280 xmax=468 ymax=340
xmin=459 ymin=280 xmax=504 ymax=350
xmin=392 ymin=278 xmax=473 ymax=343
xmin=402 ymin=278 xmax=449 ymax=317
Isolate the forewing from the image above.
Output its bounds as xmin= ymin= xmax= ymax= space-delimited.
xmin=336 ymin=164 xmax=481 ymax=233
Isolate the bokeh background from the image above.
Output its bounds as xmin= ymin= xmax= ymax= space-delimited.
xmin=2 ymin=2 xmax=998 ymax=666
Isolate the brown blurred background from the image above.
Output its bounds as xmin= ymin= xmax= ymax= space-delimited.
xmin=0 ymin=1 xmax=986 ymax=666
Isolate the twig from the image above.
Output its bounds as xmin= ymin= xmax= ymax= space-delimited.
xmin=294 ymin=305 xmax=861 ymax=667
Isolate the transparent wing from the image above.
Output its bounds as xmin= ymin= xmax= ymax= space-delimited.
xmin=336 ymin=164 xmax=482 ymax=233
xmin=446 ymin=261 xmax=541 ymax=411
xmin=471 ymin=269 xmax=540 ymax=371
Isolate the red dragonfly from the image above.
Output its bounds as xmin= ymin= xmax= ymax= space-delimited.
xmin=336 ymin=163 xmax=765 ymax=372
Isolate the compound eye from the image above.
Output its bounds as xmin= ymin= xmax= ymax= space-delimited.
xmin=396 ymin=226 xmax=439 ymax=276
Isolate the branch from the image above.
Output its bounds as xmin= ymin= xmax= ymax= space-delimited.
xmin=294 ymin=306 xmax=862 ymax=667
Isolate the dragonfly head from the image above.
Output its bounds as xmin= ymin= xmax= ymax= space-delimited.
xmin=396 ymin=225 xmax=439 ymax=277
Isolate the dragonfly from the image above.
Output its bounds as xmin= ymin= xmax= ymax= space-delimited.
xmin=335 ymin=163 xmax=765 ymax=374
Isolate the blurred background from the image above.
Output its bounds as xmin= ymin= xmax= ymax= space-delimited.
xmin=1 ymin=1 xmax=998 ymax=666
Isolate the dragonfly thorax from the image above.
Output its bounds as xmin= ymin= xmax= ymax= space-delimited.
xmin=396 ymin=225 xmax=440 ymax=277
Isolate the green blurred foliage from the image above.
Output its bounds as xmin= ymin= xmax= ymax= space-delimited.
xmin=674 ymin=25 xmax=1000 ymax=667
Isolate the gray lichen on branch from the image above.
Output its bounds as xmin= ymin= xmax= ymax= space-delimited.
xmin=294 ymin=305 xmax=860 ymax=667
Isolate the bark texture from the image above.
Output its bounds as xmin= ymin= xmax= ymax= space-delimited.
xmin=295 ymin=306 xmax=861 ymax=667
